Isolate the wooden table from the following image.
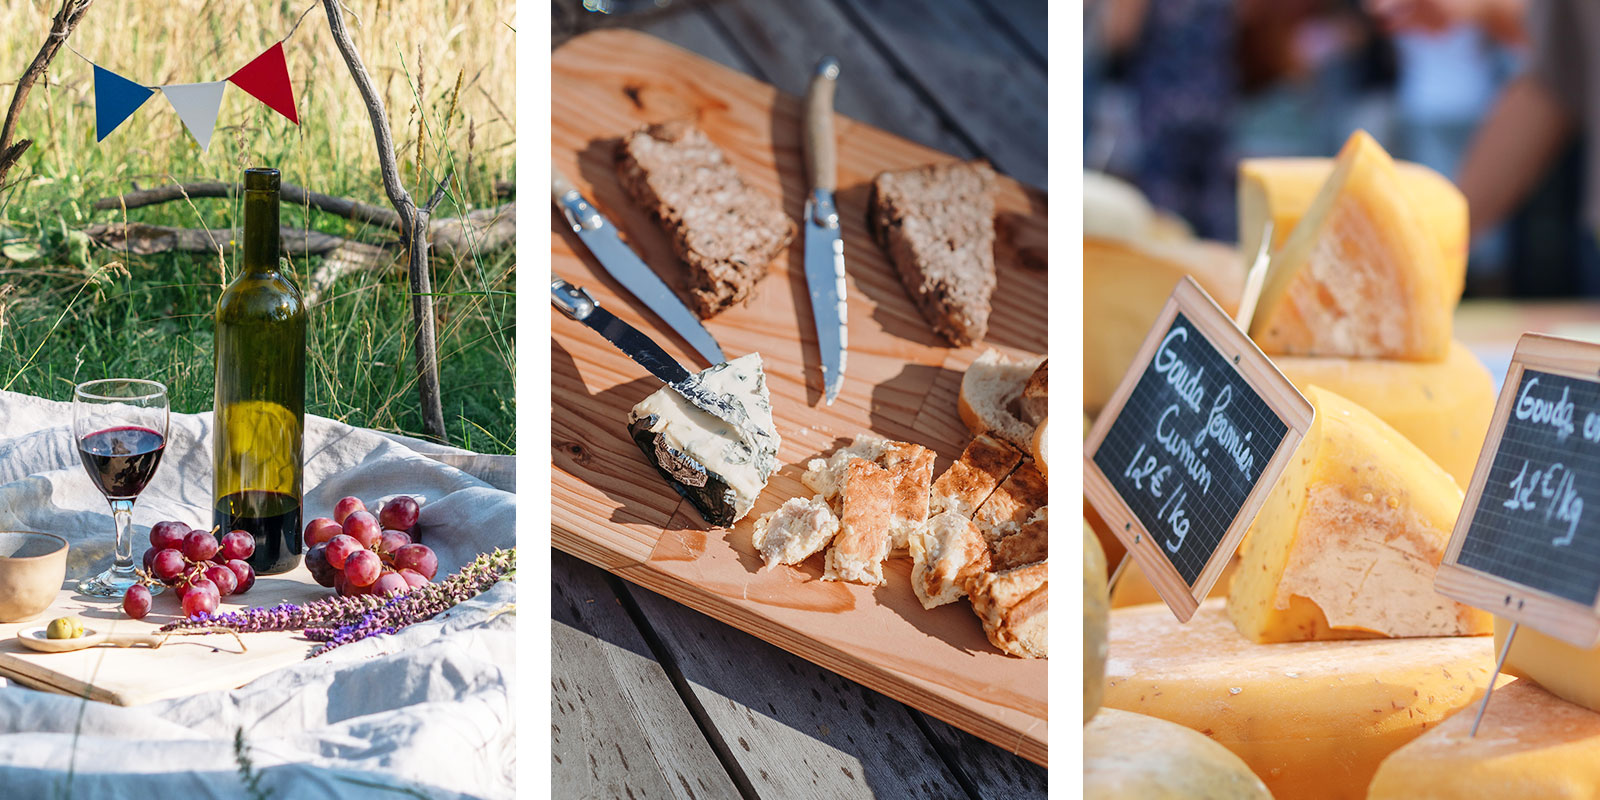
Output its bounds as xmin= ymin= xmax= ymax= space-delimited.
xmin=550 ymin=2 xmax=1050 ymax=797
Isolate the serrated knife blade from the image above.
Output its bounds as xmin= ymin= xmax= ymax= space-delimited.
xmin=552 ymin=163 xmax=725 ymax=367
xmin=802 ymin=57 xmax=847 ymax=405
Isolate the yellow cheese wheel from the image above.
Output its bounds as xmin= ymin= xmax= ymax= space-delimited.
xmin=1369 ymin=680 xmax=1600 ymax=800
xmin=1250 ymin=130 xmax=1452 ymax=361
xmin=1085 ymin=520 xmax=1109 ymax=724
xmin=1105 ymin=599 xmax=1498 ymax=800
xmin=1271 ymin=340 xmax=1494 ymax=488
xmin=1228 ymin=386 xmax=1491 ymax=642
xmin=1083 ymin=236 xmax=1243 ymax=415
xmin=1111 ymin=555 xmax=1238 ymax=609
xmin=1085 ymin=708 xmax=1272 ymax=800
xmin=1239 ymin=156 xmax=1467 ymax=307
xmin=1494 ymin=615 xmax=1600 ymax=716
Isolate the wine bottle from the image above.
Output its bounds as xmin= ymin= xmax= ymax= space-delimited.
xmin=214 ymin=167 xmax=306 ymax=575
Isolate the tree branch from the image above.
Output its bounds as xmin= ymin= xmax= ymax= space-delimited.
xmin=0 ymin=0 xmax=95 ymax=188
xmin=93 ymin=180 xmax=402 ymax=231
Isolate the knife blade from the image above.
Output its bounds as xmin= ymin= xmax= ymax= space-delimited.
xmin=552 ymin=275 xmax=760 ymax=444
xmin=802 ymin=57 xmax=847 ymax=406
xmin=552 ymin=162 xmax=726 ymax=367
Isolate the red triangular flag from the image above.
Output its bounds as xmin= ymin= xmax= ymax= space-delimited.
xmin=227 ymin=42 xmax=298 ymax=125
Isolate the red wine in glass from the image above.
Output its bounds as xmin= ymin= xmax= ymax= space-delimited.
xmin=77 ymin=426 xmax=166 ymax=499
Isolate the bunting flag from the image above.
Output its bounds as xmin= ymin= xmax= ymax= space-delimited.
xmin=160 ymin=81 xmax=229 ymax=152
xmin=227 ymin=42 xmax=298 ymax=125
xmin=93 ymin=65 xmax=154 ymax=142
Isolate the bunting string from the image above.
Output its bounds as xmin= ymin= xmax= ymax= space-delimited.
xmin=70 ymin=3 xmax=314 ymax=152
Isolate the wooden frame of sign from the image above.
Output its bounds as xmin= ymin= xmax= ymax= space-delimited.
xmin=1084 ymin=276 xmax=1313 ymax=621
xmin=1437 ymin=333 xmax=1600 ymax=648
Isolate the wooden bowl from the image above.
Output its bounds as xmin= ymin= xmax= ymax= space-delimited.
xmin=0 ymin=532 xmax=68 ymax=623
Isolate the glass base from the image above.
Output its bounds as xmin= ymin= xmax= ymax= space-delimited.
xmin=78 ymin=568 xmax=160 ymax=598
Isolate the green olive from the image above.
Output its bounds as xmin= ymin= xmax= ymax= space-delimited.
xmin=45 ymin=616 xmax=83 ymax=640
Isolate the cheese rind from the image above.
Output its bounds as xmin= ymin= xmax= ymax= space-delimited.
xmin=1086 ymin=708 xmax=1272 ymax=800
xmin=1227 ymin=385 xmax=1491 ymax=642
xmin=1273 ymin=340 xmax=1494 ymax=487
xmin=1369 ymin=680 xmax=1600 ymax=800
xmin=1106 ymin=599 xmax=1497 ymax=800
xmin=1494 ymin=615 xmax=1600 ymax=716
xmin=1249 ymin=130 xmax=1452 ymax=360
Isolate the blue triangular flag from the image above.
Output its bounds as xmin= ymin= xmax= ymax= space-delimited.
xmin=94 ymin=65 xmax=154 ymax=142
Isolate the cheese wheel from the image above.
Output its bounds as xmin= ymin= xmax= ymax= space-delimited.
xmin=1227 ymin=385 xmax=1491 ymax=642
xmin=1106 ymin=599 xmax=1498 ymax=800
xmin=1272 ymin=340 xmax=1494 ymax=488
xmin=1369 ymin=680 xmax=1600 ymax=800
xmin=1085 ymin=708 xmax=1272 ymax=800
xmin=1085 ymin=520 xmax=1109 ymax=724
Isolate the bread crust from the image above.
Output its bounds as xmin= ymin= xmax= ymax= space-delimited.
xmin=930 ymin=433 xmax=1023 ymax=519
xmin=910 ymin=512 xmax=991 ymax=609
xmin=973 ymin=459 xmax=1048 ymax=545
xmin=969 ymin=560 xmax=1048 ymax=658
xmin=825 ymin=458 xmax=895 ymax=585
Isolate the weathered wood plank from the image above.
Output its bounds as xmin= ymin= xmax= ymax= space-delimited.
xmin=552 ymin=550 xmax=743 ymax=800
xmin=620 ymin=579 xmax=978 ymax=800
xmin=915 ymin=710 xmax=1049 ymax=798
xmin=831 ymin=0 xmax=1047 ymax=185
xmin=966 ymin=0 xmax=1048 ymax=65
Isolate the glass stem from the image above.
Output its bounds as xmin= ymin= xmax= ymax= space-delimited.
xmin=110 ymin=499 xmax=135 ymax=575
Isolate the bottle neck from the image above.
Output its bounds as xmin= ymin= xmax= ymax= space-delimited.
xmin=241 ymin=188 xmax=280 ymax=275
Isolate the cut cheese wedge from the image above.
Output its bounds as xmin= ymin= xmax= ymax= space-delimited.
xmin=1273 ymin=339 xmax=1495 ymax=487
xmin=1249 ymin=130 xmax=1452 ymax=360
xmin=1085 ymin=520 xmax=1109 ymax=724
xmin=1086 ymin=708 xmax=1272 ymax=800
xmin=1239 ymin=156 xmax=1468 ymax=306
xmin=1227 ymin=385 xmax=1492 ymax=642
xmin=1494 ymin=615 xmax=1600 ymax=716
xmin=1106 ymin=599 xmax=1499 ymax=800
xmin=1083 ymin=235 xmax=1243 ymax=414
xmin=1369 ymin=680 xmax=1600 ymax=800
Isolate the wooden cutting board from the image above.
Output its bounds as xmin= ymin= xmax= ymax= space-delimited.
xmin=0 ymin=567 xmax=332 ymax=705
xmin=551 ymin=30 xmax=1049 ymax=765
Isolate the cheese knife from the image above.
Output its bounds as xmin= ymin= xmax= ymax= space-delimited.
xmin=552 ymin=274 xmax=759 ymax=444
xmin=802 ymin=56 xmax=848 ymax=405
xmin=552 ymin=162 xmax=726 ymax=366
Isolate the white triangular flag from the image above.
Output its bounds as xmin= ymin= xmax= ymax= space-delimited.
xmin=160 ymin=81 xmax=228 ymax=152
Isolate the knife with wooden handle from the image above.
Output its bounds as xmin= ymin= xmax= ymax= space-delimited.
xmin=802 ymin=57 xmax=847 ymax=405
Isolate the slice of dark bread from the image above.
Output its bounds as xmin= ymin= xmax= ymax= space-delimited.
xmin=868 ymin=161 xmax=998 ymax=346
xmin=616 ymin=120 xmax=795 ymax=318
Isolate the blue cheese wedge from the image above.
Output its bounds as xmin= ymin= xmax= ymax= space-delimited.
xmin=751 ymin=495 xmax=839 ymax=569
xmin=627 ymin=353 xmax=781 ymax=527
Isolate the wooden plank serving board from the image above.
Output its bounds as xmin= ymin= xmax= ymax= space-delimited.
xmin=551 ymin=30 xmax=1049 ymax=765
xmin=0 ymin=567 xmax=330 ymax=705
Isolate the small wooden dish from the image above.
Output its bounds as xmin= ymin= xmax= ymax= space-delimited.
xmin=16 ymin=626 xmax=166 ymax=654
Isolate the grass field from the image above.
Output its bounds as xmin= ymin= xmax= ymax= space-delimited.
xmin=0 ymin=0 xmax=516 ymax=453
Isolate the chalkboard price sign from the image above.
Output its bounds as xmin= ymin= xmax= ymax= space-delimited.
xmin=1438 ymin=334 xmax=1600 ymax=648
xmin=1084 ymin=277 xmax=1314 ymax=621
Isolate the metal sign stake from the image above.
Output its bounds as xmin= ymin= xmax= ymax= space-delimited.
xmin=1471 ymin=622 xmax=1518 ymax=737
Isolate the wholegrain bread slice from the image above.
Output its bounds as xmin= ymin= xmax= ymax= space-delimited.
xmin=824 ymin=458 xmax=896 ymax=585
xmin=868 ymin=161 xmax=998 ymax=346
xmin=910 ymin=511 xmax=991 ymax=609
xmin=959 ymin=349 xmax=1046 ymax=450
xmin=929 ymin=433 xmax=1023 ymax=519
xmin=616 ymin=120 xmax=795 ymax=317
xmin=973 ymin=459 xmax=1048 ymax=546
xmin=969 ymin=560 xmax=1048 ymax=659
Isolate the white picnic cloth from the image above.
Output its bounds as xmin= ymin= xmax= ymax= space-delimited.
xmin=0 ymin=390 xmax=517 ymax=799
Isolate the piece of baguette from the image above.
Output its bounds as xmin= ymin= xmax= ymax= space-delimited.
xmin=1019 ymin=359 xmax=1047 ymax=426
xmin=969 ymin=560 xmax=1048 ymax=659
xmin=824 ymin=458 xmax=895 ymax=585
xmin=615 ymin=120 xmax=795 ymax=317
xmin=880 ymin=440 xmax=936 ymax=552
xmin=751 ymin=495 xmax=840 ymax=569
xmin=991 ymin=506 xmax=1047 ymax=572
xmin=973 ymin=459 xmax=1048 ymax=546
xmin=910 ymin=511 xmax=991 ymax=609
xmin=929 ymin=433 xmax=1023 ymax=519
xmin=1031 ymin=417 xmax=1048 ymax=477
xmin=959 ymin=349 xmax=1046 ymax=450
xmin=801 ymin=433 xmax=889 ymax=510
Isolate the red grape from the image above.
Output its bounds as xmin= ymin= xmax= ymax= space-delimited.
xmin=142 ymin=547 xmax=157 ymax=572
xmin=204 ymin=564 xmax=238 ymax=596
xmin=344 ymin=549 xmax=381 ymax=587
xmin=333 ymin=496 xmax=366 ymax=525
xmin=398 ymin=568 xmax=428 ymax=589
xmin=371 ymin=571 xmax=408 ymax=596
xmin=305 ymin=543 xmax=336 ymax=587
xmin=152 ymin=548 xmax=187 ymax=582
xmin=332 ymin=571 xmax=348 ymax=596
xmin=149 ymin=520 xmax=189 ymax=551
xmin=378 ymin=529 xmax=411 ymax=556
xmin=303 ymin=517 xmax=341 ymax=547
xmin=182 ymin=582 xmax=219 ymax=618
xmin=392 ymin=544 xmax=438 ymax=580
xmin=343 ymin=511 xmax=381 ymax=548
xmin=325 ymin=534 xmax=360 ymax=570
xmin=183 ymin=530 xmax=219 ymax=562
xmin=220 ymin=530 xmax=255 ymax=561
xmin=378 ymin=496 xmax=420 ymax=533
xmin=122 ymin=585 xmax=152 ymax=619
xmin=227 ymin=559 xmax=256 ymax=594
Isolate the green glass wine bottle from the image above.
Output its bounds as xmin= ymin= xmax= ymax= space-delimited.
xmin=213 ymin=167 xmax=306 ymax=575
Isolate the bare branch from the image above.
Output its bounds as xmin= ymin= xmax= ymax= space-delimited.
xmin=94 ymin=181 xmax=402 ymax=231
xmin=0 ymin=0 xmax=95 ymax=186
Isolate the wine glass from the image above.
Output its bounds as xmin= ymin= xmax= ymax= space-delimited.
xmin=73 ymin=379 xmax=169 ymax=597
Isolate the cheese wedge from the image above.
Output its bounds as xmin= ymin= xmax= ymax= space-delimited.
xmin=1086 ymin=708 xmax=1272 ymax=800
xmin=1369 ymin=680 xmax=1600 ymax=800
xmin=1085 ymin=519 xmax=1109 ymax=724
xmin=1249 ymin=130 xmax=1452 ymax=360
xmin=1493 ymin=615 xmax=1600 ymax=716
xmin=1239 ymin=156 xmax=1468 ymax=306
xmin=1111 ymin=555 xmax=1237 ymax=609
xmin=1083 ymin=236 xmax=1244 ymax=415
xmin=1106 ymin=599 xmax=1498 ymax=800
xmin=1273 ymin=339 xmax=1495 ymax=487
xmin=1227 ymin=385 xmax=1491 ymax=642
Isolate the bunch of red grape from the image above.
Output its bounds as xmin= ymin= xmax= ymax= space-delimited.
xmin=303 ymin=495 xmax=437 ymax=596
xmin=125 ymin=521 xmax=257 ymax=620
